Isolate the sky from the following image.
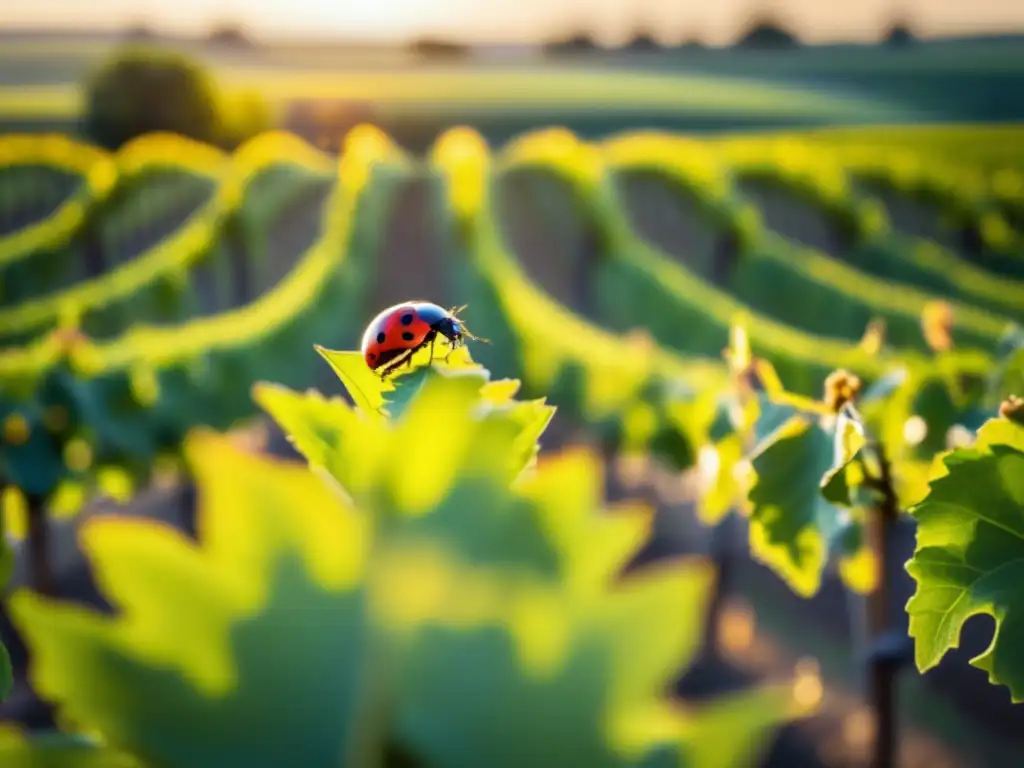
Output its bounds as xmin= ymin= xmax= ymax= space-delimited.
xmin=2 ymin=0 xmax=1023 ymax=45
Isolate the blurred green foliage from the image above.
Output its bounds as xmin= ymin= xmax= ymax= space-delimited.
xmin=4 ymin=350 xmax=799 ymax=767
xmin=0 ymin=116 xmax=1021 ymax=712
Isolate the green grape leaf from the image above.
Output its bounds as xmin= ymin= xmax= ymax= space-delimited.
xmin=384 ymin=362 xmax=489 ymax=422
xmin=752 ymin=396 xmax=800 ymax=445
xmin=695 ymin=432 xmax=747 ymax=526
xmin=975 ymin=416 xmax=1024 ymax=453
xmin=259 ymin=369 xmax=560 ymax=582
xmin=252 ymin=382 xmax=388 ymax=500
xmin=258 ymin=365 xmax=555 ymax=519
xmin=707 ymin=403 xmax=736 ymax=443
xmin=820 ymin=410 xmax=867 ymax=507
xmin=251 ymin=383 xmax=351 ymax=468
xmin=382 ymin=370 xmax=515 ymax=515
xmin=747 ymin=411 xmax=854 ymax=597
xmin=382 ymin=346 xmax=484 ymax=420
xmin=392 ymin=559 xmax=714 ymax=768
xmin=905 ymin=417 xmax=1024 ymax=702
xmin=8 ymin=431 xmax=372 ymax=768
xmin=315 ymin=345 xmax=391 ymax=416
xmin=490 ymin=397 xmax=556 ymax=480
xmin=654 ymin=388 xmax=719 ymax=473
xmin=516 ymin=449 xmax=651 ymax=596
xmin=480 ymin=378 xmax=524 ymax=404
xmin=0 ymin=728 xmax=139 ymax=767
xmin=693 ymin=397 xmax=756 ymax=525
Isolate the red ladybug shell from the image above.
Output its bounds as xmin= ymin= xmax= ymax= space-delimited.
xmin=361 ymin=302 xmax=437 ymax=370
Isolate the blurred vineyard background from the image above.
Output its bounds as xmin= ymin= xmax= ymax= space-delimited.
xmin=1 ymin=4 xmax=1024 ymax=767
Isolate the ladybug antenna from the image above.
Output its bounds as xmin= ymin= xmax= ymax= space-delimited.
xmin=461 ymin=324 xmax=490 ymax=344
xmin=448 ymin=304 xmax=490 ymax=343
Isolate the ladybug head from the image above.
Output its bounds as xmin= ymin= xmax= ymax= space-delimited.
xmin=434 ymin=306 xmax=489 ymax=352
xmin=435 ymin=316 xmax=462 ymax=342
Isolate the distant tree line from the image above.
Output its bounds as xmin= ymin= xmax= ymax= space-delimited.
xmin=408 ymin=37 xmax=471 ymax=61
xmin=543 ymin=13 xmax=918 ymax=55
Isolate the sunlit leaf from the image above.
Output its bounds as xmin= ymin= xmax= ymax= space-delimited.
xmin=751 ymin=358 xmax=784 ymax=398
xmin=695 ymin=433 xmax=747 ymax=526
xmin=9 ymin=433 xmax=372 ymax=768
xmin=385 ymin=370 xmax=498 ymax=515
xmin=820 ymin=410 xmax=867 ymax=507
xmin=520 ymin=449 xmax=651 ymax=595
xmin=394 ymin=559 xmax=713 ymax=768
xmin=252 ymin=382 xmax=388 ymax=500
xmin=480 ymin=378 xmax=523 ymax=403
xmin=975 ymin=416 xmax=1024 ymax=453
xmin=747 ymin=413 xmax=853 ymax=597
xmin=657 ymin=388 xmax=719 ymax=473
xmin=905 ymin=417 xmax=1024 ymax=702
xmin=752 ymin=397 xmax=800 ymax=445
xmin=315 ymin=345 xmax=391 ymax=417
xmin=384 ymin=361 xmax=489 ymax=422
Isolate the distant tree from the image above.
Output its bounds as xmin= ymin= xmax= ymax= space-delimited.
xmin=734 ymin=14 xmax=800 ymax=49
xmin=207 ymin=23 xmax=252 ymax=48
xmin=123 ymin=22 xmax=155 ymax=41
xmin=624 ymin=31 xmax=660 ymax=53
xmin=676 ymin=34 xmax=708 ymax=51
xmin=81 ymin=47 xmax=222 ymax=150
xmin=543 ymin=31 xmax=598 ymax=56
xmin=408 ymin=37 xmax=470 ymax=61
xmin=883 ymin=19 xmax=916 ymax=46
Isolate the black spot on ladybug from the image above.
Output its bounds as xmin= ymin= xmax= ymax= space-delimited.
xmin=402 ymin=331 xmax=415 ymax=341
xmin=376 ymin=332 xmax=386 ymax=344
xmin=400 ymin=313 xmax=414 ymax=326
xmin=368 ymin=352 xmax=376 ymax=360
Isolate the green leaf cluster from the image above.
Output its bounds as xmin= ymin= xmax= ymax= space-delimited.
xmin=905 ymin=415 xmax=1024 ymax=702
xmin=708 ymin=352 xmax=910 ymax=598
xmin=5 ymin=350 xmax=797 ymax=767
xmin=746 ymin=398 xmax=870 ymax=597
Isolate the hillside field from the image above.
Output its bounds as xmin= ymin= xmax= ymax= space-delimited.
xmin=1 ymin=34 xmax=1023 ymax=142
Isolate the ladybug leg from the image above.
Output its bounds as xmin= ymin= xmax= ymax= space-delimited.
xmin=443 ymin=336 xmax=462 ymax=363
xmin=380 ymin=349 xmax=414 ymax=379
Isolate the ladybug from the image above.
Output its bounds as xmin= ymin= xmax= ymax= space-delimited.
xmin=361 ymin=301 xmax=487 ymax=378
